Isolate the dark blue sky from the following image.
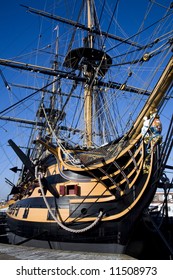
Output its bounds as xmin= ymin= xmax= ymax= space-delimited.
xmin=0 ymin=0 xmax=172 ymax=199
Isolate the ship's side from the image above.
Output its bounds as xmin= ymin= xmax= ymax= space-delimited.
xmin=7 ymin=135 xmax=161 ymax=252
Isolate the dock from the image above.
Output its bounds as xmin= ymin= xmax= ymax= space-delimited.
xmin=0 ymin=243 xmax=135 ymax=260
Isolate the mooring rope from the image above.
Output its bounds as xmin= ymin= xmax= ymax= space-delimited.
xmin=35 ymin=167 xmax=103 ymax=233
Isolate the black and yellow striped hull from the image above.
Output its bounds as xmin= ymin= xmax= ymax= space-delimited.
xmin=7 ymin=137 xmax=160 ymax=251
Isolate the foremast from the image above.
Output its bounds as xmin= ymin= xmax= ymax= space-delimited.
xmin=84 ymin=0 xmax=94 ymax=148
xmin=83 ymin=0 xmax=111 ymax=148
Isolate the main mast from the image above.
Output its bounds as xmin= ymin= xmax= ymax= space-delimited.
xmin=82 ymin=0 xmax=112 ymax=148
xmin=84 ymin=0 xmax=94 ymax=147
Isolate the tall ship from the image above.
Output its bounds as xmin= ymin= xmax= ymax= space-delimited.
xmin=0 ymin=0 xmax=173 ymax=258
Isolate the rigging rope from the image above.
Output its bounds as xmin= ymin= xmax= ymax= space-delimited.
xmin=40 ymin=103 xmax=84 ymax=167
xmin=101 ymin=0 xmax=120 ymax=49
xmin=107 ymin=11 xmax=173 ymax=53
xmin=0 ymin=79 xmax=59 ymax=116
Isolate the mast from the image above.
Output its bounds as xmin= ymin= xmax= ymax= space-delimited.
xmin=49 ymin=26 xmax=60 ymax=131
xmin=51 ymin=26 xmax=59 ymax=109
xmin=84 ymin=0 xmax=94 ymax=147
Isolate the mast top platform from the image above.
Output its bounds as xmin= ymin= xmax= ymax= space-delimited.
xmin=63 ymin=47 xmax=112 ymax=76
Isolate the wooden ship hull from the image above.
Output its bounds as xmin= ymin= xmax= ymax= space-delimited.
xmin=6 ymin=135 xmax=161 ymax=252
